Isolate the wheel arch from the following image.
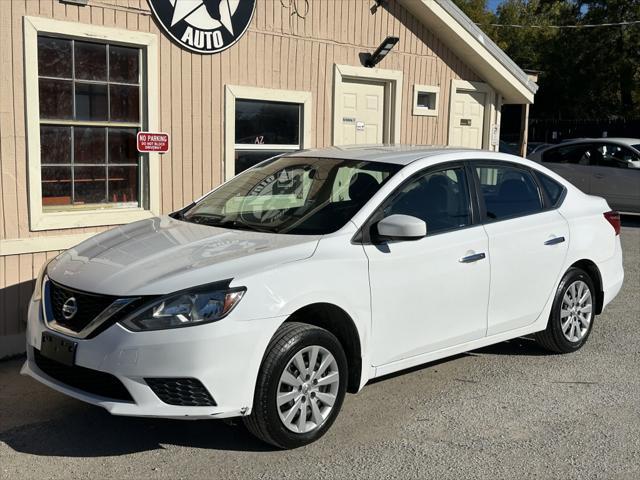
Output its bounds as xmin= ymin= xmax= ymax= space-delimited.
xmin=284 ymin=303 xmax=363 ymax=394
xmin=570 ymin=259 xmax=604 ymax=315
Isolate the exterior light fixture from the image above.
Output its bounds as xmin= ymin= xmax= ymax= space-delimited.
xmin=365 ymin=36 xmax=399 ymax=68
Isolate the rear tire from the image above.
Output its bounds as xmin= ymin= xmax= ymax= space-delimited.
xmin=244 ymin=322 xmax=347 ymax=449
xmin=535 ymin=267 xmax=596 ymax=353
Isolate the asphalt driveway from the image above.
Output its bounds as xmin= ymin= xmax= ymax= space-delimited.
xmin=1 ymin=218 xmax=638 ymax=480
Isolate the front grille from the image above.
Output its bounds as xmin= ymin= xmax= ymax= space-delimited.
xmin=48 ymin=280 xmax=116 ymax=333
xmin=145 ymin=378 xmax=217 ymax=406
xmin=34 ymin=348 xmax=134 ymax=402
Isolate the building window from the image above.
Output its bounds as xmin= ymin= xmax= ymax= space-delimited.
xmin=38 ymin=36 xmax=142 ymax=210
xmin=234 ymin=100 xmax=302 ymax=173
xmin=24 ymin=17 xmax=159 ymax=231
xmin=412 ymin=85 xmax=439 ymax=117
xmin=225 ymin=86 xmax=313 ymax=180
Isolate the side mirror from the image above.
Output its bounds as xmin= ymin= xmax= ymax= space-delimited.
xmin=376 ymin=214 xmax=427 ymax=240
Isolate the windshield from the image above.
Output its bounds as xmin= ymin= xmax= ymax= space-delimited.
xmin=181 ymin=156 xmax=401 ymax=235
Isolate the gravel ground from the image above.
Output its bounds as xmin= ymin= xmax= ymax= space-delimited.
xmin=1 ymin=219 xmax=638 ymax=480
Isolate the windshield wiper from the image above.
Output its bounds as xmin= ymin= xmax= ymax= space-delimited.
xmin=185 ymin=214 xmax=275 ymax=233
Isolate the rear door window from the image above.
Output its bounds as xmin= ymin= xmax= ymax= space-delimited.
xmin=542 ymin=144 xmax=593 ymax=165
xmin=475 ymin=165 xmax=543 ymax=221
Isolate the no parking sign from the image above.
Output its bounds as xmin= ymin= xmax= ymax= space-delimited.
xmin=137 ymin=132 xmax=170 ymax=154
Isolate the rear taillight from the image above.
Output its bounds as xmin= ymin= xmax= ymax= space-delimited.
xmin=604 ymin=211 xmax=621 ymax=235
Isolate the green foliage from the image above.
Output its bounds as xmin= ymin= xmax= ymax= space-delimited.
xmin=451 ymin=0 xmax=640 ymax=119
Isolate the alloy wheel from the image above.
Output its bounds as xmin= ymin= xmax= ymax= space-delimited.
xmin=560 ymin=280 xmax=593 ymax=342
xmin=276 ymin=345 xmax=340 ymax=434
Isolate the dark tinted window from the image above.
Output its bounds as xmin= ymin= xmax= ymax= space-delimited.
xmin=476 ymin=165 xmax=543 ymax=220
xmin=383 ymin=167 xmax=471 ymax=235
xmin=542 ymin=144 xmax=593 ymax=165
xmin=235 ymin=100 xmax=300 ymax=145
xmin=536 ymin=172 xmax=565 ymax=207
xmin=595 ymin=143 xmax=640 ymax=169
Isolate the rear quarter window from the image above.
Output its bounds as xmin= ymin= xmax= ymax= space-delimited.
xmin=535 ymin=172 xmax=566 ymax=207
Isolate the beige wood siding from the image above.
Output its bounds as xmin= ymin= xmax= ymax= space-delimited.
xmin=0 ymin=0 xmax=481 ymax=348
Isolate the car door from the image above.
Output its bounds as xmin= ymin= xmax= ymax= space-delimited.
xmin=589 ymin=143 xmax=640 ymax=213
xmin=362 ymin=164 xmax=490 ymax=366
xmin=540 ymin=143 xmax=594 ymax=193
xmin=473 ymin=162 xmax=570 ymax=336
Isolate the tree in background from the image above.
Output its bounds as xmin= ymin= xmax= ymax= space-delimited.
xmin=452 ymin=0 xmax=640 ymax=120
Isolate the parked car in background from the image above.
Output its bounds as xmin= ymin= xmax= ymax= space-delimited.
xmin=23 ymin=147 xmax=624 ymax=448
xmin=499 ymin=140 xmax=551 ymax=157
xmin=528 ymin=138 xmax=640 ymax=214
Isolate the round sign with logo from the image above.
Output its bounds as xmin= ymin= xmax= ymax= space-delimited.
xmin=149 ymin=0 xmax=256 ymax=54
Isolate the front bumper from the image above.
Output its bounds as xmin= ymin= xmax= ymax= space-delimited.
xmin=22 ymin=299 xmax=284 ymax=419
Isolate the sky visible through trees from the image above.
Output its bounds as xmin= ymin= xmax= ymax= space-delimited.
xmin=452 ymin=0 xmax=640 ymax=121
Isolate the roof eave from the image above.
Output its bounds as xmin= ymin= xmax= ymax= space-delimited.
xmin=399 ymin=0 xmax=537 ymax=104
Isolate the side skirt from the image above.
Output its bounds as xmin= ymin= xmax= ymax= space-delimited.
xmin=372 ymin=322 xmax=547 ymax=379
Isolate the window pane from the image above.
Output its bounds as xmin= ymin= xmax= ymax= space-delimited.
xmin=108 ymin=128 xmax=138 ymax=164
xmin=42 ymin=166 xmax=72 ymax=206
xmin=38 ymin=37 xmax=72 ymax=78
xmin=74 ymin=127 xmax=106 ymax=164
xmin=416 ymin=92 xmax=436 ymax=110
xmin=40 ymin=126 xmax=71 ymax=164
xmin=74 ymin=41 xmax=107 ymax=81
xmin=235 ymin=150 xmax=286 ymax=174
xmin=597 ymin=144 xmax=640 ymax=169
xmin=108 ymin=166 xmax=138 ymax=203
xmin=110 ymin=84 xmax=140 ymax=122
xmin=537 ymin=172 xmax=564 ymax=206
xmin=542 ymin=145 xmax=591 ymax=165
xmin=75 ymin=83 xmax=108 ymax=121
xmin=74 ymin=166 xmax=106 ymax=204
xmin=109 ymin=46 xmax=139 ymax=84
xmin=383 ymin=168 xmax=471 ymax=235
xmin=235 ymin=100 xmax=300 ymax=145
xmin=476 ymin=166 xmax=543 ymax=221
xmin=39 ymin=79 xmax=73 ymax=119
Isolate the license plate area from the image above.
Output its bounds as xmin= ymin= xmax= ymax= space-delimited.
xmin=41 ymin=331 xmax=77 ymax=366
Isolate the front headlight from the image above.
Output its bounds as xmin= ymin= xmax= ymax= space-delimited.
xmin=119 ymin=286 xmax=246 ymax=331
xmin=32 ymin=258 xmax=55 ymax=302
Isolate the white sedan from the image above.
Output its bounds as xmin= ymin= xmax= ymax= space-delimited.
xmin=22 ymin=146 xmax=624 ymax=448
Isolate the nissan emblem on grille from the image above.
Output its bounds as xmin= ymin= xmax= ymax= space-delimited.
xmin=61 ymin=297 xmax=78 ymax=320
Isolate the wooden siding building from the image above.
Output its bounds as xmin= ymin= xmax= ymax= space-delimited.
xmin=0 ymin=0 xmax=537 ymax=357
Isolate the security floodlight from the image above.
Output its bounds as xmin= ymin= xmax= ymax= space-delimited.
xmin=365 ymin=36 xmax=399 ymax=68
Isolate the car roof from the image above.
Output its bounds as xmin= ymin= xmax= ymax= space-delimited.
xmin=288 ymin=145 xmax=483 ymax=165
xmin=554 ymin=138 xmax=640 ymax=148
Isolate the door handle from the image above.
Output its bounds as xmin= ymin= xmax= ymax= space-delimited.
xmin=544 ymin=236 xmax=565 ymax=246
xmin=459 ymin=252 xmax=486 ymax=263
xmin=594 ymin=174 xmax=605 ymax=179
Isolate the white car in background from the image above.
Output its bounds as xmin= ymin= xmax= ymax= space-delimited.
xmin=22 ymin=146 xmax=624 ymax=448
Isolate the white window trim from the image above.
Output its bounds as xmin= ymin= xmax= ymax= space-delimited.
xmin=24 ymin=16 xmax=160 ymax=231
xmin=412 ymin=84 xmax=440 ymax=117
xmin=447 ymin=80 xmax=498 ymax=151
xmin=224 ymin=85 xmax=313 ymax=181
xmin=333 ymin=64 xmax=403 ymax=146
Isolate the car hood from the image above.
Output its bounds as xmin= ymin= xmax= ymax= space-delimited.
xmin=47 ymin=216 xmax=320 ymax=296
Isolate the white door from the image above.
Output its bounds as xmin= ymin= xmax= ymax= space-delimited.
xmin=336 ymin=79 xmax=385 ymax=145
xmin=450 ymin=90 xmax=485 ymax=149
xmin=363 ymin=165 xmax=490 ymax=366
xmin=473 ymin=163 xmax=570 ymax=335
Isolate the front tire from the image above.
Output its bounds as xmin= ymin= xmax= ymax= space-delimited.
xmin=535 ymin=267 xmax=596 ymax=353
xmin=244 ymin=322 xmax=347 ymax=449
